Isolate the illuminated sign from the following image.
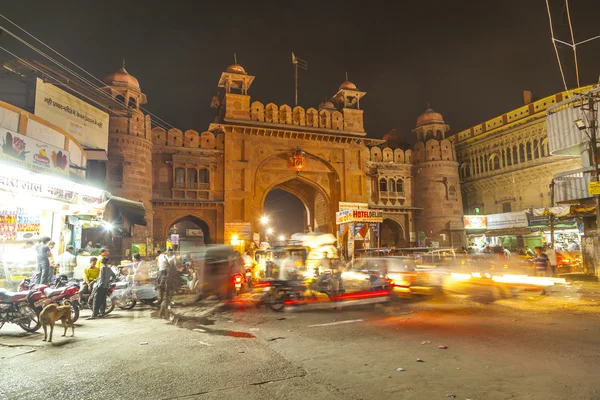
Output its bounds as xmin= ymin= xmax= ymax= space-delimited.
xmin=463 ymin=215 xmax=487 ymax=230
xmin=336 ymin=209 xmax=384 ymax=224
xmin=352 ymin=210 xmax=384 ymax=223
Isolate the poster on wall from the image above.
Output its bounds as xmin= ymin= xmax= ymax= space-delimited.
xmin=34 ymin=78 xmax=109 ymax=150
xmin=224 ymin=222 xmax=252 ymax=241
xmin=0 ymin=128 xmax=69 ymax=176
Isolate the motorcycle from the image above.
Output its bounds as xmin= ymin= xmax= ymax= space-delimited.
xmin=70 ymin=280 xmax=116 ymax=317
xmin=0 ymin=288 xmax=42 ymax=332
xmin=112 ymin=281 xmax=159 ymax=310
xmin=233 ymin=273 xmax=244 ymax=296
xmin=262 ymin=272 xmax=342 ymax=312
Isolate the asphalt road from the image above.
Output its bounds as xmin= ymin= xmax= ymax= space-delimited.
xmin=1 ymin=295 xmax=600 ymax=400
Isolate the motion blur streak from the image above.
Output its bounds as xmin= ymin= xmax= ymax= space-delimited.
xmin=491 ymin=275 xmax=567 ymax=286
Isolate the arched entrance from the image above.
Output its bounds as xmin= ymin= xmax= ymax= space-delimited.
xmin=261 ymin=175 xmax=332 ymax=237
xmin=167 ymin=215 xmax=211 ymax=251
xmin=264 ymin=188 xmax=307 ymax=239
xmin=380 ymin=218 xmax=407 ymax=248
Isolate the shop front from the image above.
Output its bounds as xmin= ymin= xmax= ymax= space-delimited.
xmin=0 ymin=162 xmax=105 ymax=288
xmin=336 ymin=209 xmax=384 ymax=260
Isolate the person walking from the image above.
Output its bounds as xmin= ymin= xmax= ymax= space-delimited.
xmin=546 ymin=244 xmax=558 ymax=277
xmin=87 ymin=257 xmax=115 ymax=320
xmin=35 ymin=236 xmax=52 ymax=285
xmin=531 ymin=246 xmax=550 ymax=277
xmin=57 ymin=245 xmax=77 ymax=279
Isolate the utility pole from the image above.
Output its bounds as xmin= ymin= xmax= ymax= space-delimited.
xmin=550 ymin=179 xmax=555 ymax=248
xmin=291 ymin=52 xmax=307 ymax=107
xmin=587 ymin=94 xmax=600 ymax=233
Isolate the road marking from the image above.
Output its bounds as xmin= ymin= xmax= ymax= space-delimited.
xmin=307 ymin=319 xmax=364 ymax=327
xmin=198 ymin=341 xmax=213 ymax=346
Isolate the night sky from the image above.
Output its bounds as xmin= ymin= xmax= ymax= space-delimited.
xmin=3 ymin=1 xmax=600 ymax=235
xmin=3 ymin=1 xmax=600 ymax=140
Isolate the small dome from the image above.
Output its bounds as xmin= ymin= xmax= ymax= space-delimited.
xmin=416 ymin=108 xmax=444 ymax=127
xmin=103 ymin=67 xmax=139 ymax=88
xmin=319 ymin=101 xmax=336 ymax=110
xmin=226 ymin=64 xmax=247 ymax=74
xmin=339 ymin=80 xmax=357 ymax=90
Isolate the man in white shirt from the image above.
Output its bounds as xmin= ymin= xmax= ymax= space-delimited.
xmin=58 ymin=245 xmax=77 ymax=279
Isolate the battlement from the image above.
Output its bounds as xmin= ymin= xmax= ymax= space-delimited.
xmin=224 ymin=98 xmax=365 ymax=136
xmin=150 ymin=127 xmax=224 ymax=150
xmin=367 ymin=138 xmax=457 ymax=165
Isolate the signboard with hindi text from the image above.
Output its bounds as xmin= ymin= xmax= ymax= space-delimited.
xmin=34 ymin=78 xmax=109 ymax=150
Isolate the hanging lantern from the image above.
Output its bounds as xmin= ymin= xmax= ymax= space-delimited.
xmin=289 ymin=147 xmax=306 ymax=174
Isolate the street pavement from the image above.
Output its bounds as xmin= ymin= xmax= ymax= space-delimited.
xmin=1 ymin=293 xmax=600 ymax=400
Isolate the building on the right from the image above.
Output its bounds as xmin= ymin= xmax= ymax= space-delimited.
xmin=546 ymin=86 xmax=600 ymax=276
xmin=454 ymin=87 xmax=593 ymax=252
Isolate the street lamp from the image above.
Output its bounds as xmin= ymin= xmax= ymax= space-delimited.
xmin=575 ymin=119 xmax=586 ymax=130
xmin=279 ymin=235 xmax=285 ymax=241
xmin=266 ymin=228 xmax=274 ymax=235
xmin=260 ymin=216 xmax=269 ymax=225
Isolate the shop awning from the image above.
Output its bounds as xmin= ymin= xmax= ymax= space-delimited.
xmin=108 ymin=196 xmax=146 ymax=226
xmin=67 ymin=196 xmax=146 ymax=226
xmin=84 ymin=149 xmax=108 ymax=161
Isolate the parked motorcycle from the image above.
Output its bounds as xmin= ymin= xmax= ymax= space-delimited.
xmin=32 ymin=285 xmax=80 ymax=322
xmin=0 ymin=288 xmax=42 ymax=332
xmin=112 ymin=281 xmax=159 ymax=310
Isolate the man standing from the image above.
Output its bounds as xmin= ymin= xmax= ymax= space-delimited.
xmin=96 ymin=248 xmax=110 ymax=269
xmin=36 ymin=236 xmax=52 ymax=285
xmin=58 ymin=245 xmax=77 ymax=279
xmin=88 ymin=256 xmax=115 ymax=320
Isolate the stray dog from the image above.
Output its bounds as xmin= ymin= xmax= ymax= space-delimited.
xmin=40 ymin=304 xmax=74 ymax=343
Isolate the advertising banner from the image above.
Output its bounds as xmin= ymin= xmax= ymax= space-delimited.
xmin=186 ymin=229 xmax=204 ymax=237
xmin=336 ymin=210 xmax=352 ymax=224
xmin=463 ymin=215 xmax=487 ymax=230
xmin=0 ymin=128 xmax=69 ymax=176
xmin=486 ymin=211 xmax=528 ymax=229
xmin=34 ymin=78 xmax=109 ymax=150
xmin=352 ymin=209 xmax=384 ymax=223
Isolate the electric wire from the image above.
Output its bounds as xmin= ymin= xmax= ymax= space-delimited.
xmin=565 ymin=0 xmax=580 ymax=88
xmin=0 ymin=12 xmax=175 ymax=131
xmin=545 ymin=0 xmax=569 ymax=92
xmin=0 ymin=16 xmax=175 ymax=133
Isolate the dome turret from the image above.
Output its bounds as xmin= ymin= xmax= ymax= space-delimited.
xmin=416 ymin=108 xmax=445 ymax=127
xmin=226 ymin=64 xmax=247 ymax=74
xmin=104 ymin=67 xmax=140 ymax=89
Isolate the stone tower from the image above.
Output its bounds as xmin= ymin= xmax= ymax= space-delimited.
xmin=102 ymin=65 xmax=153 ymax=246
xmin=330 ymin=80 xmax=367 ymax=133
xmin=216 ymin=63 xmax=255 ymax=121
xmin=411 ymin=108 xmax=464 ymax=247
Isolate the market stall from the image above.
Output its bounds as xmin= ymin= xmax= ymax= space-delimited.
xmin=336 ymin=209 xmax=384 ymax=260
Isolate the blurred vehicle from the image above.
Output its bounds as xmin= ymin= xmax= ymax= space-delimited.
xmin=344 ymin=257 xmax=443 ymax=298
xmin=185 ymin=245 xmax=237 ymax=298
